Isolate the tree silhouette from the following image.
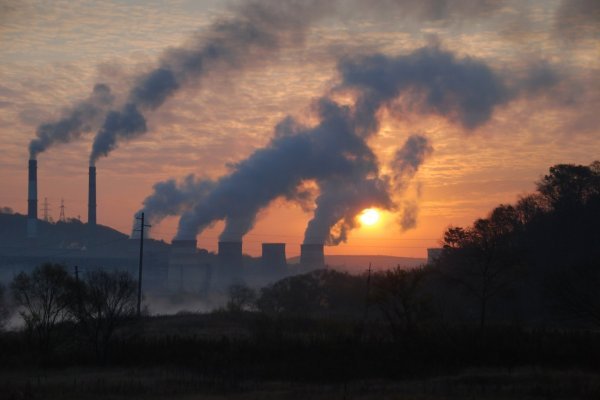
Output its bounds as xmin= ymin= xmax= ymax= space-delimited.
xmin=438 ymin=206 xmax=524 ymax=329
xmin=69 ymin=270 xmax=137 ymax=361
xmin=10 ymin=263 xmax=73 ymax=353
xmin=371 ymin=266 xmax=431 ymax=337
xmin=0 ymin=283 xmax=9 ymax=330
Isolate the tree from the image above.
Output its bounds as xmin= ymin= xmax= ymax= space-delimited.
xmin=226 ymin=283 xmax=257 ymax=312
xmin=537 ymin=162 xmax=600 ymax=211
xmin=10 ymin=263 xmax=73 ymax=352
xmin=256 ymin=270 xmax=364 ymax=317
xmin=371 ymin=267 xmax=431 ymax=337
xmin=70 ymin=270 xmax=137 ymax=360
xmin=550 ymin=262 xmax=600 ymax=327
xmin=438 ymin=206 xmax=524 ymax=329
xmin=0 ymin=283 xmax=9 ymax=330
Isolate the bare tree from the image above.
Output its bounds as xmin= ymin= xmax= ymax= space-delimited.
xmin=10 ymin=263 xmax=73 ymax=352
xmin=438 ymin=206 xmax=524 ymax=330
xmin=0 ymin=283 xmax=10 ymax=330
xmin=70 ymin=270 xmax=137 ymax=360
xmin=227 ymin=283 xmax=257 ymax=312
xmin=371 ymin=267 xmax=431 ymax=337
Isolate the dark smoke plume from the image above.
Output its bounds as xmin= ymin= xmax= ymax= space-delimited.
xmin=389 ymin=135 xmax=433 ymax=232
xmin=132 ymin=175 xmax=215 ymax=238
xmin=175 ymin=97 xmax=380 ymax=241
xmin=338 ymin=46 xmax=510 ymax=130
xmin=29 ymin=84 xmax=113 ymax=159
xmin=141 ymin=45 xmax=559 ymax=245
xmin=303 ymin=176 xmax=393 ymax=244
xmin=391 ymin=134 xmax=433 ymax=192
xmin=89 ymin=0 xmax=335 ymax=165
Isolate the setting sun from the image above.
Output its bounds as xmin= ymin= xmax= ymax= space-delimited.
xmin=358 ymin=208 xmax=380 ymax=226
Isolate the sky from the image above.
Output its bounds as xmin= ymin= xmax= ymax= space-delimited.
xmin=0 ymin=0 xmax=598 ymax=259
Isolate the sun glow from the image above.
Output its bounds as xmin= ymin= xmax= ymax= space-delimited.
xmin=358 ymin=208 xmax=380 ymax=226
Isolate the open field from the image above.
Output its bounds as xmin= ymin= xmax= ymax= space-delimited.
xmin=2 ymin=367 xmax=599 ymax=399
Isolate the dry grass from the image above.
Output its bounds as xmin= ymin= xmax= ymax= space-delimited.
xmin=2 ymin=367 xmax=600 ymax=400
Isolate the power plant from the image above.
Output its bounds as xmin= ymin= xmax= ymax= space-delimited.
xmin=300 ymin=243 xmax=325 ymax=268
xmin=27 ymin=159 xmax=37 ymax=239
xmin=168 ymin=240 xmax=211 ymax=293
xmin=88 ymin=166 xmax=96 ymax=227
xmin=261 ymin=243 xmax=287 ymax=269
xmin=4 ymin=161 xmax=334 ymax=294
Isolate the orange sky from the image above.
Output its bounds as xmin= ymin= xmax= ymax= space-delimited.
xmin=0 ymin=0 xmax=598 ymax=258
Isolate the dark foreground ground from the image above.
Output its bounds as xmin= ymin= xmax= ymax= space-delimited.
xmin=2 ymin=367 xmax=600 ymax=399
xmin=2 ymin=313 xmax=600 ymax=399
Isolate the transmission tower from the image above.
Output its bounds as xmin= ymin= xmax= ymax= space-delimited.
xmin=41 ymin=197 xmax=51 ymax=222
xmin=59 ymin=198 xmax=66 ymax=222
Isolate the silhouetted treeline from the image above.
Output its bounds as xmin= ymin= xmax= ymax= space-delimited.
xmin=432 ymin=161 xmax=600 ymax=329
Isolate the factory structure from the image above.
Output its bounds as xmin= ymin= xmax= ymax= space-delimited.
xmin=4 ymin=159 xmax=327 ymax=294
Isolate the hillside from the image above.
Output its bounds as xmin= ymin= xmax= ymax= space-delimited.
xmin=0 ymin=212 xmax=170 ymax=256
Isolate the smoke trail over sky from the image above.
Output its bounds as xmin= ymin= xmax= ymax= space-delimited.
xmin=28 ymin=84 xmax=113 ymax=159
xmin=134 ymin=41 xmax=564 ymax=245
xmin=137 ymin=44 xmax=560 ymax=245
xmin=338 ymin=46 xmax=510 ymax=131
xmin=391 ymin=134 xmax=433 ymax=192
xmin=389 ymin=135 xmax=433 ymax=232
xmin=132 ymin=175 xmax=216 ymax=238
xmin=174 ymin=97 xmax=380 ymax=241
xmin=89 ymin=0 xmax=335 ymax=165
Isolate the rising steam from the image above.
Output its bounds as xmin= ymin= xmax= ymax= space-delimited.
xmin=89 ymin=0 xmax=335 ymax=165
xmin=134 ymin=44 xmax=560 ymax=245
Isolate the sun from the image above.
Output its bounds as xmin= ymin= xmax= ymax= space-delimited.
xmin=359 ymin=208 xmax=380 ymax=226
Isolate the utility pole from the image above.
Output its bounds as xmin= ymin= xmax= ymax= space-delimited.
xmin=135 ymin=212 xmax=151 ymax=318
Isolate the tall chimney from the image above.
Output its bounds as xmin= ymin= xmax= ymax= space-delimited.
xmin=88 ymin=166 xmax=96 ymax=226
xmin=262 ymin=243 xmax=287 ymax=268
xmin=300 ymin=243 xmax=325 ymax=268
xmin=27 ymin=159 xmax=38 ymax=239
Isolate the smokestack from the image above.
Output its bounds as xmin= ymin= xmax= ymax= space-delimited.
xmin=88 ymin=166 xmax=96 ymax=226
xmin=300 ymin=244 xmax=325 ymax=268
xmin=27 ymin=159 xmax=37 ymax=239
xmin=218 ymin=241 xmax=243 ymax=270
xmin=261 ymin=243 xmax=287 ymax=268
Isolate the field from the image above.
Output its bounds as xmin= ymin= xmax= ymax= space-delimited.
xmin=2 ymin=367 xmax=600 ymax=399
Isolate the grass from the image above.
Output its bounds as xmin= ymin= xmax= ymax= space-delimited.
xmin=1 ymin=367 xmax=600 ymax=399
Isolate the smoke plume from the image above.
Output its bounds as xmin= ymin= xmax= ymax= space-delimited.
xmin=175 ymin=97 xmax=380 ymax=241
xmin=132 ymin=175 xmax=216 ymax=238
xmin=29 ymin=84 xmax=113 ymax=159
xmin=89 ymin=0 xmax=335 ymax=165
xmin=338 ymin=46 xmax=510 ymax=130
xmin=139 ymin=45 xmax=560 ymax=245
xmin=391 ymin=134 xmax=433 ymax=192
xmin=389 ymin=135 xmax=433 ymax=232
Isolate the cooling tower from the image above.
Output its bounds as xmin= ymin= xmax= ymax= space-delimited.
xmin=168 ymin=239 xmax=211 ymax=293
xmin=218 ymin=241 xmax=243 ymax=269
xmin=27 ymin=159 xmax=37 ymax=239
xmin=300 ymin=243 xmax=325 ymax=267
xmin=88 ymin=166 xmax=96 ymax=226
xmin=261 ymin=243 xmax=287 ymax=268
